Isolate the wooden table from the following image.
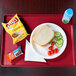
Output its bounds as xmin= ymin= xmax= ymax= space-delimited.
xmin=0 ymin=0 xmax=76 ymax=76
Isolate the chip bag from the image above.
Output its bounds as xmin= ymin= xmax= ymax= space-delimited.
xmin=2 ymin=14 xmax=29 ymax=44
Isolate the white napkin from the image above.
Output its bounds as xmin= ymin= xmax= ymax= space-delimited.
xmin=25 ymin=40 xmax=46 ymax=62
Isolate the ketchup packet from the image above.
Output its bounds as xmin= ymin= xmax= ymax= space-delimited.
xmin=6 ymin=46 xmax=23 ymax=63
xmin=2 ymin=14 xmax=29 ymax=44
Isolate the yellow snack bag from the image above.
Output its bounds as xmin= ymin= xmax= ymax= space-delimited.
xmin=2 ymin=14 xmax=29 ymax=44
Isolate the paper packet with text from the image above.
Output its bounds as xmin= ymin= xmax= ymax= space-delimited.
xmin=2 ymin=14 xmax=29 ymax=44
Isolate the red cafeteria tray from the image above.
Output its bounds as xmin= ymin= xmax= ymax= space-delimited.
xmin=1 ymin=14 xmax=75 ymax=67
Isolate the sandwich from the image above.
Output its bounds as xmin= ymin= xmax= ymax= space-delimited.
xmin=33 ymin=25 xmax=55 ymax=46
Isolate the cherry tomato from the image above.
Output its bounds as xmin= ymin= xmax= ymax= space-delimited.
xmin=48 ymin=51 xmax=51 ymax=56
xmin=51 ymin=41 xmax=55 ymax=46
xmin=50 ymin=50 xmax=54 ymax=54
xmin=54 ymin=48 xmax=59 ymax=53
xmin=48 ymin=46 xmax=53 ymax=50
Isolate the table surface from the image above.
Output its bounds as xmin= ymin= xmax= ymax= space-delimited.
xmin=0 ymin=0 xmax=76 ymax=76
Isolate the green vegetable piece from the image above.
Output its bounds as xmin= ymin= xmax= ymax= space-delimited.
xmin=57 ymin=39 xmax=63 ymax=45
xmin=57 ymin=35 xmax=62 ymax=40
xmin=56 ymin=42 xmax=62 ymax=48
xmin=55 ymin=35 xmax=62 ymax=40
xmin=55 ymin=37 xmax=59 ymax=41
xmin=55 ymin=32 xmax=64 ymax=48
xmin=49 ymin=39 xmax=53 ymax=44
xmin=55 ymin=32 xmax=61 ymax=37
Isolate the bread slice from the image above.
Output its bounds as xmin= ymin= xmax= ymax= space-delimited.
xmin=33 ymin=25 xmax=55 ymax=46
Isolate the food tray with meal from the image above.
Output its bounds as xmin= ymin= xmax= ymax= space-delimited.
xmin=1 ymin=14 xmax=75 ymax=67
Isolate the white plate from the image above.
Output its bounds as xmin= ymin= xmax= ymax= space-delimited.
xmin=30 ymin=23 xmax=67 ymax=59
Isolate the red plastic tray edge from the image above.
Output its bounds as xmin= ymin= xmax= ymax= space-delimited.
xmin=1 ymin=27 xmax=4 ymax=66
xmin=2 ymin=14 xmax=63 ymax=18
xmin=1 ymin=14 xmax=5 ymax=66
xmin=71 ymin=25 xmax=75 ymax=66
